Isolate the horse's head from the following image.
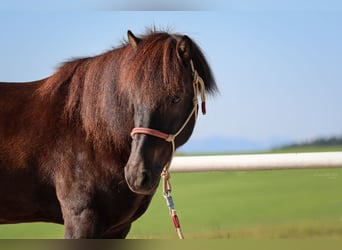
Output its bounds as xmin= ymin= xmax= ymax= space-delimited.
xmin=123 ymin=30 xmax=217 ymax=195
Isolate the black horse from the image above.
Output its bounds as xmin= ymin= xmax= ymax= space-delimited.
xmin=0 ymin=29 xmax=217 ymax=238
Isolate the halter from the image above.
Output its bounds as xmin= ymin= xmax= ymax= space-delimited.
xmin=130 ymin=60 xmax=206 ymax=239
xmin=130 ymin=60 xmax=206 ymax=155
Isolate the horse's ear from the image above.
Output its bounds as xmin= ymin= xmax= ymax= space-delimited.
xmin=127 ymin=30 xmax=141 ymax=50
xmin=177 ymin=35 xmax=193 ymax=61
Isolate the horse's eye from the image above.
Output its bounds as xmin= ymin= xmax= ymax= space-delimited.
xmin=168 ymin=96 xmax=181 ymax=104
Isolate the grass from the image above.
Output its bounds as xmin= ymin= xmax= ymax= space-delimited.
xmin=127 ymin=168 xmax=342 ymax=239
xmin=1 ymin=148 xmax=342 ymax=239
xmin=0 ymin=223 xmax=63 ymax=239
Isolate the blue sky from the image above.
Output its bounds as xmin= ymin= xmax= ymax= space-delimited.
xmin=1 ymin=1 xmax=342 ymax=151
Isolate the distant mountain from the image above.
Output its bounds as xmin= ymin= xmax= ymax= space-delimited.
xmin=178 ymin=136 xmax=291 ymax=154
xmin=276 ymin=135 xmax=342 ymax=150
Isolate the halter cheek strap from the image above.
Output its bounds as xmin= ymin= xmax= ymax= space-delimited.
xmin=190 ymin=60 xmax=206 ymax=115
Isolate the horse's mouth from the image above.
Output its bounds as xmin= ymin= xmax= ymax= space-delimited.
xmin=125 ymin=181 xmax=157 ymax=195
xmin=124 ymin=167 xmax=159 ymax=195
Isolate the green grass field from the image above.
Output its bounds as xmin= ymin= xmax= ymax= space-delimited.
xmin=128 ymin=168 xmax=342 ymax=239
xmin=1 ymin=149 xmax=342 ymax=239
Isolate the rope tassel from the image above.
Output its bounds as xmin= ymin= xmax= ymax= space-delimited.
xmin=201 ymin=101 xmax=206 ymax=115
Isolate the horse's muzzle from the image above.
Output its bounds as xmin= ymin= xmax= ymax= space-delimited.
xmin=124 ymin=164 xmax=159 ymax=195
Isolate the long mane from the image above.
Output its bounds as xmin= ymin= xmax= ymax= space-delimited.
xmin=37 ymin=30 xmax=217 ymax=150
xmin=121 ymin=31 xmax=217 ymax=104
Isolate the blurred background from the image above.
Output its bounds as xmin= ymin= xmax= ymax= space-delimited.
xmin=0 ymin=0 xmax=342 ymax=239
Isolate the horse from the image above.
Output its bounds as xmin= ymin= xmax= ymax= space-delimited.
xmin=0 ymin=29 xmax=217 ymax=238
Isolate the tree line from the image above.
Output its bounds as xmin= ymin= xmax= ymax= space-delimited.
xmin=279 ymin=135 xmax=342 ymax=149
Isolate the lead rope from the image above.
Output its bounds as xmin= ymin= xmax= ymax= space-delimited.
xmin=160 ymin=60 xmax=206 ymax=239
xmin=161 ymin=168 xmax=184 ymax=239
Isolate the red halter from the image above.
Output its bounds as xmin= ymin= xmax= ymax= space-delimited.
xmin=130 ymin=127 xmax=169 ymax=141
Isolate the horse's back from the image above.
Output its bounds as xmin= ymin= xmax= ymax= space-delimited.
xmin=0 ymin=81 xmax=43 ymax=162
xmin=0 ymin=80 xmax=43 ymax=101
xmin=0 ymin=81 xmax=43 ymax=120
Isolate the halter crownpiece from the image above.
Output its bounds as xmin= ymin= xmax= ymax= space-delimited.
xmin=130 ymin=59 xmax=207 ymax=239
